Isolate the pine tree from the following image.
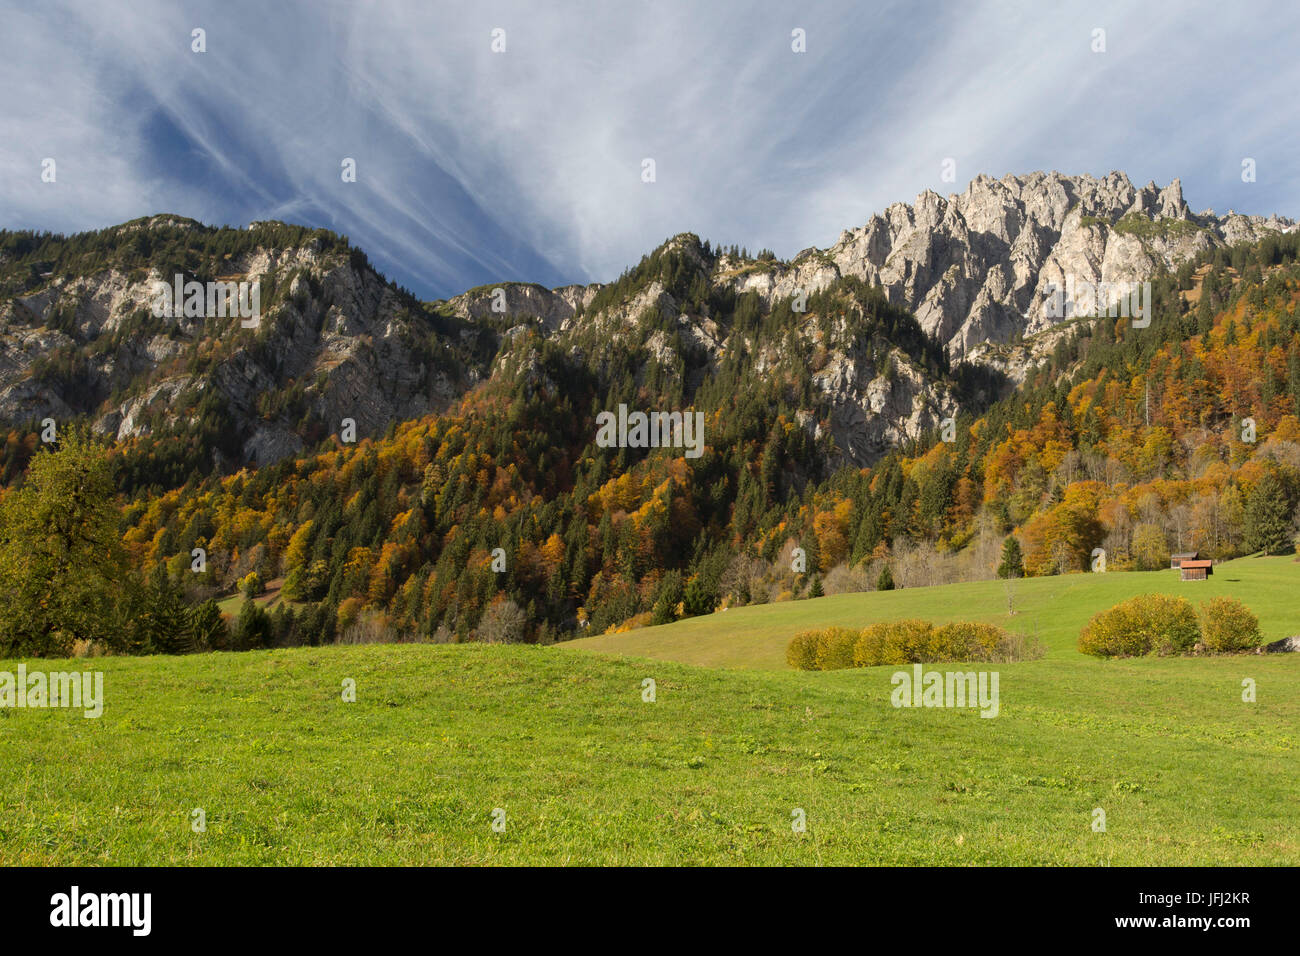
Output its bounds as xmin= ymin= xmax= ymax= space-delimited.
xmin=190 ymin=599 xmax=228 ymax=651
xmin=997 ymin=535 xmax=1025 ymax=578
xmin=683 ymin=575 xmax=713 ymax=616
xmin=233 ymin=600 xmax=273 ymax=650
xmin=1289 ymin=347 xmax=1300 ymax=416
xmin=651 ymin=570 xmax=683 ymax=625
xmin=141 ymin=565 xmax=196 ymax=654
xmin=1244 ymin=471 xmax=1292 ymax=555
xmin=876 ymin=565 xmax=895 ymax=591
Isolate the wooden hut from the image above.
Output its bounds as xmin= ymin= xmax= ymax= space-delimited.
xmin=1179 ymin=559 xmax=1213 ymax=581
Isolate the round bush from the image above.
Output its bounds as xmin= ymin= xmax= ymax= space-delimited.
xmin=813 ymin=627 xmax=859 ymax=670
xmin=855 ymin=620 xmax=926 ymax=665
xmin=889 ymin=619 xmax=936 ymax=662
xmin=852 ymin=622 xmax=890 ymax=667
xmin=856 ymin=619 xmax=1014 ymax=666
xmin=929 ymin=621 xmax=1006 ymax=661
xmin=1199 ymin=597 xmax=1261 ymax=652
xmin=1078 ymin=593 xmax=1200 ymax=657
xmin=786 ymin=631 xmax=819 ymax=670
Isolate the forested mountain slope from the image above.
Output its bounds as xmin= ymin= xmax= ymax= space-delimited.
xmin=1 ymin=180 xmax=1298 ymax=652
xmin=102 ymin=233 xmax=1300 ymax=647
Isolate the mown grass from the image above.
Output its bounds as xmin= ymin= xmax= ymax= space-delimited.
xmin=1 ymin=641 xmax=1295 ymax=865
xmin=565 ymin=555 xmax=1300 ymax=670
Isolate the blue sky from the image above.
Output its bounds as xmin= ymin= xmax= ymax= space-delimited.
xmin=2 ymin=0 xmax=1298 ymax=300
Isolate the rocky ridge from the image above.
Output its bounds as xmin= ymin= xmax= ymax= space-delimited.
xmin=0 ymin=173 xmax=1292 ymax=471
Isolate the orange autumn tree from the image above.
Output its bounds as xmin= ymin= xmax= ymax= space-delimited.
xmin=1020 ymin=483 xmax=1105 ymax=575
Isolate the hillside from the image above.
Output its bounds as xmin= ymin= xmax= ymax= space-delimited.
xmin=0 ymin=216 xmax=497 ymax=484
xmin=565 ymin=554 xmax=1300 ymax=670
xmin=5 ymin=186 xmax=1300 ymax=869
xmin=87 ymin=232 xmax=1300 ymax=650
xmin=2 ymin=178 xmax=1300 ymax=655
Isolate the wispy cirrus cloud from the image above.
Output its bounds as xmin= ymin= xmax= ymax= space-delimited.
xmin=1 ymin=0 xmax=1297 ymax=299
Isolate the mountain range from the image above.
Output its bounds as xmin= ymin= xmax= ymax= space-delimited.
xmin=4 ymin=170 xmax=1300 ymax=646
xmin=1 ymin=171 xmax=1292 ymax=478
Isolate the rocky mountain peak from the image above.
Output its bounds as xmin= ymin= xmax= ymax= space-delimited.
xmin=693 ymin=170 xmax=1292 ymax=357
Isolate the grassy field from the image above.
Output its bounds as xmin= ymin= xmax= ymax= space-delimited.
xmin=1 ymin=640 xmax=1296 ymax=865
xmin=1 ymin=555 xmax=1295 ymax=866
xmin=216 ymin=577 xmax=291 ymax=618
xmin=564 ymin=555 xmax=1300 ymax=669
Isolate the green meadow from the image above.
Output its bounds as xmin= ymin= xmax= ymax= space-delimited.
xmin=567 ymin=555 xmax=1300 ymax=669
xmin=0 ymin=556 xmax=1295 ymax=865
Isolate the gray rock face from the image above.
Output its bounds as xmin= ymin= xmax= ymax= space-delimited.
xmin=537 ymin=171 xmax=1293 ymax=467
xmin=711 ymin=171 xmax=1293 ymax=358
xmin=0 ymin=238 xmax=489 ymax=466
xmin=552 ymin=257 xmax=956 ymax=470
xmin=1264 ymin=635 xmax=1300 ymax=653
xmin=445 ymin=282 xmax=596 ymax=333
xmin=812 ymin=348 xmax=957 ymax=466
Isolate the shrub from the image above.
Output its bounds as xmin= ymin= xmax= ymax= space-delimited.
xmin=611 ymin=611 xmax=653 ymax=633
xmin=851 ymin=622 xmax=891 ymax=667
xmin=792 ymin=618 xmax=1041 ymax=669
xmin=1078 ymin=594 xmax=1200 ymax=657
xmin=813 ymin=627 xmax=859 ymax=670
xmin=888 ymin=619 xmax=936 ymax=661
xmin=1199 ymin=597 xmax=1261 ymax=653
xmin=478 ymin=598 xmax=528 ymax=644
xmin=339 ymin=609 xmax=398 ymax=645
xmin=989 ymin=630 xmax=1047 ymax=663
xmin=929 ymin=621 xmax=1005 ymax=661
xmin=852 ymin=624 xmax=883 ymax=671
xmin=824 ymin=563 xmax=872 ymax=594
xmin=786 ymin=631 xmax=820 ymax=670
xmin=336 ymin=596 xmax=364 ymax=633
xmin=853 ymin=619 xmax=934 ymax=666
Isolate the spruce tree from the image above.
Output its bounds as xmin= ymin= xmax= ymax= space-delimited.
xmin=1244 ymin=471 xmax=1292 ymax=555
xmin=997 ymin=535 xmax=1025 ymax=578
xmin=190 ymin=599 xmax=228 ymax=651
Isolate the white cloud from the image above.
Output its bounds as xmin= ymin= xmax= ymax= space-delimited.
xmin=0 ymin=0 xmax=1296 ymax=296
